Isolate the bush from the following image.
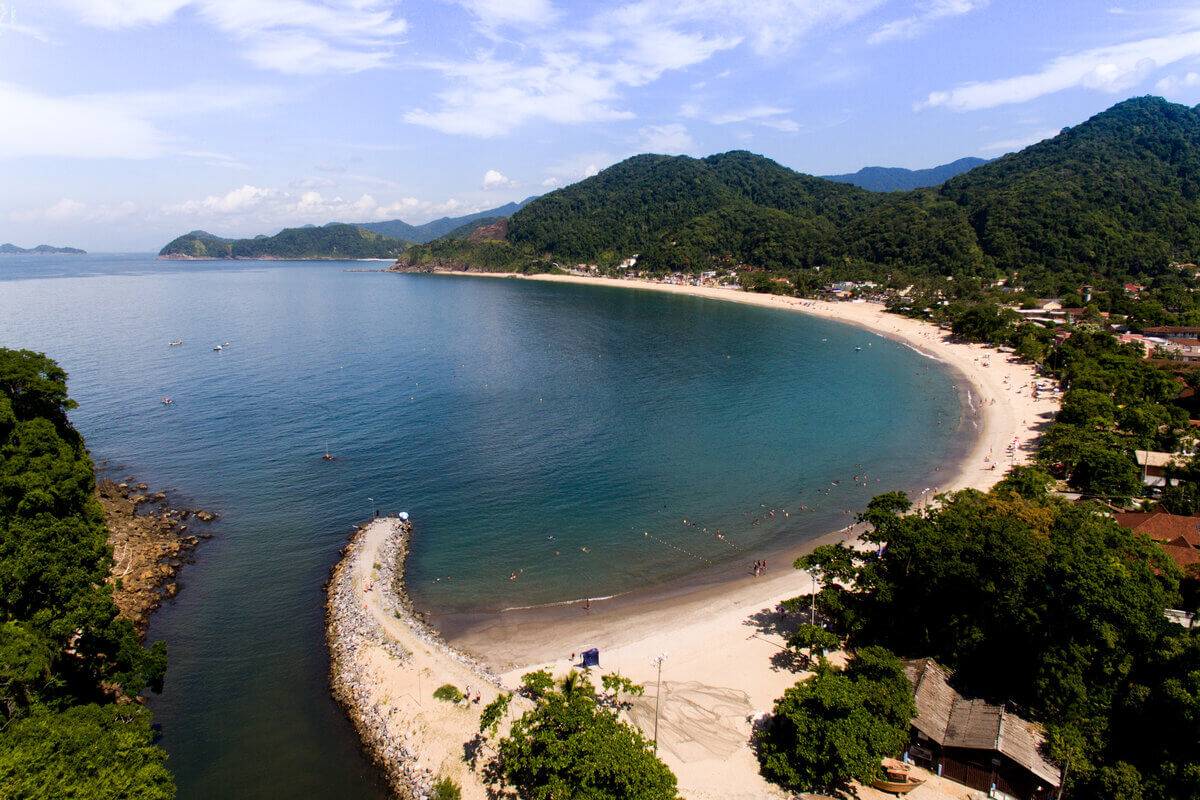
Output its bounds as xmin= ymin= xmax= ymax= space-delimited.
xmin=433 ymin=684 xmax=463 ymax=703
xmin=431 ymin=775 xmax=462 ymax=800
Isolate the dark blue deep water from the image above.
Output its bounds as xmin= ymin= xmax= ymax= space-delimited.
xmin=0 ymin=254 xmax=966 ymax=799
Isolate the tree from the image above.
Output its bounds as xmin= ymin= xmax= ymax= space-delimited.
xmin=0 ymin=704 xmax=175 ymax=800
xmin=787 ymin=624 xmax=839 ymax=665
xmin=757 ymin=647 xmax=914 ymax=794
xmin=493 ymin=671 xmax=678 ymax=800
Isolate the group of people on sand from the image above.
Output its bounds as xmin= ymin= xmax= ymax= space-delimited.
xmin=752 ymin=559 xmax=768 ymax=577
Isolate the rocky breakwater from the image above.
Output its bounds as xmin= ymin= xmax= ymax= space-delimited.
xmin=326 ymin=516 xmax=503 ymax=800
xmin=98 ymin=478 xmax=216 ymax=631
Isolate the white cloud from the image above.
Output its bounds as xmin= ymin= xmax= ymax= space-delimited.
xmin=458 ymin=0 xmax=558 ymax=27
xmin=762 ymin=118 xmax=802 ymax=132
xmin=711 ymin=105 xmax=789 ymax=124
xmin=56 ymin=0 xmax=190 ymax=27
xmin=481 ymin=169 xmax=518 ymax=190
xmin=0 ymin=81 xmax=277 ymax=159
xmin=407 ymin=0 xmax=886 ymax=136
xmin=869 ymin=0 xmax=985 ymax=45
xmin=540 ymin=177 xmax=561 ymax=187
xmin=157 ymin=185 xmax=479 ymax=229
xmin=56 ymin=0 xmax=407 ymax=75
xmin=1156 ymin=71 xmax=1200 ymax=94
xmin=919 ymin=28 xmax=1200 ymax=110
xmin=639 ymin=123 xmax=693 ymax=153
xmin=980 ymin=128 xmax=1059 ymax=153
xmin=0 ymin=82 xmax=164 ymax=158
xmin=290 ymin=177 xmax=338 ymax=189
xmin=12 ymin=198 xmax=137 ymax=223
xmin=405 ymin=54 xmax=636 ymax=136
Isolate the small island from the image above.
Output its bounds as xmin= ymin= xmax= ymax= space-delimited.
xmin=1 ymin=242 xmax=86 ymax=254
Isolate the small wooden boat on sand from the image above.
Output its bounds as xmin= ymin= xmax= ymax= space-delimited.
xmin=871 ymin=760 xmax=925 ymax=795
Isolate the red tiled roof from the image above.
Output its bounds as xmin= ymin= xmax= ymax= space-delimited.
xmin=1160 ymin=543 xmax=1200 ymax=570
xmin=1113 ymin=510 xmax=1200 ymax=548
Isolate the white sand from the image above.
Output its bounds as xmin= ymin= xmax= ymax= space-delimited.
xmin=361 ymin=271 xmax=1058 ymax=798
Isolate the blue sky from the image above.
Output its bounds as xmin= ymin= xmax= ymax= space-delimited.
xmin=3 ymin=0 xmax=1200 ymax=251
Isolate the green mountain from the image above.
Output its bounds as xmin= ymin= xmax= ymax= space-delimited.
xmin=821 ymin=157 xmax=988 ymax=192
xmin=0 ymin=243 xmax=86 ymax=254
xmin=159 ymin=224 xmax=410 ymax=259
xmin=400 ymin=96 xmax=1200 ymax=291
xmin=349 ymin=198 xmax=535 ymax=243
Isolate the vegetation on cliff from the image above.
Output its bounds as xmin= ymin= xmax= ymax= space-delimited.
xmin=0 ymin=348 xmax=173 ymax=798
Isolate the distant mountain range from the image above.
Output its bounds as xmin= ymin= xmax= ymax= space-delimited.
xmin=158 ymin=199 xmax=537 ymax=259
xmin=398 ymin=96 xmax=1200 ymax=296
xmin=348 ymin=198 xmax=535 ymax=243
xmin=1 ymin=243 xmax=86 ymax=255
xmin=820 ymin=157 xmax=989 ymax=192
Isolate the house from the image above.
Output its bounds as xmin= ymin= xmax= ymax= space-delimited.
xmin=1113 ymin=509 xmax=1200 ymax=572
xmin=1135 ymin=450 xmax=1187 ymax=487
xmin=1143 ymin=326 xmax=1200 ymax=340
xmin=903 ymin=659 xmax=1061 ymax=800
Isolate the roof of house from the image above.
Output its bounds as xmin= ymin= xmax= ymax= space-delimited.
xmin=1136 ymin=450 xmax=1187 ymax=470
xmin=1144 ymin=326 xmax=1200 ymax=334
xmin=1113 ymin=509 xmax=1200 ymax=548
xmin=904 ymin=659 xmax=1062 ymax=788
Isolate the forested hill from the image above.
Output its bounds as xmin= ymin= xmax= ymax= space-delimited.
xmin=352 ymin=198 xmax=535 ymax=243
xmin=159 ymin=224 xmax=409 ymax=259
xmin=400 ymin=96 xmax=1200 ymax=291
xmin=821 ymin=157 xmax=988 ymax=192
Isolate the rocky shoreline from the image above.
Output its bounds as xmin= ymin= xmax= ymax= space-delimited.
xmin=98 ymin=477 xmax=215 ymax=632
xmin=325 ymin=516 xmax=501 ymax=799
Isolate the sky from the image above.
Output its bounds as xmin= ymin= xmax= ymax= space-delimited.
xmin=2 ymin=1 xmax=1200 ymax=251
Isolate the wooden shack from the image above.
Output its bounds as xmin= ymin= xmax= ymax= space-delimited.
xmin=903 ymin=659 xmax=1061 ymax=800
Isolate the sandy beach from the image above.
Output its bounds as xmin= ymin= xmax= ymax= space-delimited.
xmin=338 ymin=271 xmax=1058 ymax=799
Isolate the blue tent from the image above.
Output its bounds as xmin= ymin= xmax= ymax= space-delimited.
xmin=581 ymin=648 xmax=600 ymax=667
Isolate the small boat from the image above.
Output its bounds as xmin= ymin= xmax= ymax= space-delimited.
xmin=871 ymin=761 xmax=925 ymax=795
xmin=856 ymin=346 xmax=863 ymax=351
xmin=161 ymin=398 xmax=172 ymax=405
xmin=213 ymin=345 xmax=222 ymax=351
xmin=168 ymin=340 xmax=182 ymax=346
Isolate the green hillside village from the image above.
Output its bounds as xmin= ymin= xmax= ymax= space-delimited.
xmin=11 ymin=94 xmax=1200 ymax=800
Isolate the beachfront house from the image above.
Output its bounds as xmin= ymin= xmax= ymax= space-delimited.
xmin=1135 ymin=450 xmax=1188 ymax=488
xmin=903 ymin=659 xmax=1061 ymax=800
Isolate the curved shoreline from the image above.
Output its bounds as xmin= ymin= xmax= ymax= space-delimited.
xmin=325 ymin=517 xmax=502 ymax=800
xmin=335 ymin=272 xmax=1059 ymax=798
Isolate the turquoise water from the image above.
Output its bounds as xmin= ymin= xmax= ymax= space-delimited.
xmin=0 ymin=254 xmax=966 ymax=799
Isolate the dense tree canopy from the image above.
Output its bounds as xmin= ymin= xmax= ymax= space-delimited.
xmin=800 ymin=484 xmax=1199 ymax=799
xmin=758 ymin=647 xmax=915 ymax=794
xmin=492 ymin=671 xmax=678 ymax=800
xmin=0 ymin=348 xmax=173 ymax=797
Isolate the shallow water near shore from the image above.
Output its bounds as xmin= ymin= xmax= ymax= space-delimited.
xmin=0 ymin=254 xmax=966 ymax=799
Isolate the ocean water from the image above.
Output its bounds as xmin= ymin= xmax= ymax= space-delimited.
xmin=0 ymin=254 xmax=966 ymax=799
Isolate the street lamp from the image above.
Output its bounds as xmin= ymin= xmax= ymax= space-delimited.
xmin=651 ymin=653 xmax=668 ymax=752
xmin=811 ymin=571 xmax=818 ymax=627
xmin=367 ymin=497 xmax=377 ymax=518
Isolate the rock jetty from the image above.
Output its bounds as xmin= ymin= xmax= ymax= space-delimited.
xmin=326 ymin=516 xmax=501 ymax=799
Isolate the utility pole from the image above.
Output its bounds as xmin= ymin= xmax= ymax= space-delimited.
xmin=811 ymin=571 xmax=817 ymax=626
xmin=652 ymin=653 xmax=667 ymax=752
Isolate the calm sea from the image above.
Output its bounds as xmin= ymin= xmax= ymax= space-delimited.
xmin=0 ymin=254 xmax=966 ymax=799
